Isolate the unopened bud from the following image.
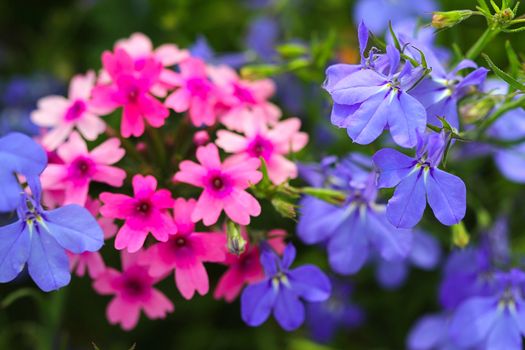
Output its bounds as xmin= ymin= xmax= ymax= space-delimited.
xmin=432 ymin=10 xmax=473 ymax=29
xmin=193 ymin=130 xmax=210 ymax=147
xmin=271 ymin=197 xmax=296 ymax=219
xmin=460 ymin=97 xmax=496 ymax=124
xmin=226 ymin=221 xmax=247 ymax=256
xmin=452 ymin=221 xmax=470 ymax=248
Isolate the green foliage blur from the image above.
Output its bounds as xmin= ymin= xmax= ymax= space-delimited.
xmin=1 ymin=0 xmax=525 ymax=349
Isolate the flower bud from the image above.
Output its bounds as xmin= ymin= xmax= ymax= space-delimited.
xmin=460 ymin=97 xmax=496 ymax=124
xmin=226 ymin=221 xmax=247 ymax=256
xmin=432 ymin=10 xmax=473 ymax=29
xmin=193 ymin=130 xmax=210 ymax=147
xmin=271 ymin=197 xmax=296 ymax=219
xmin=452 ymin=222 xmax=470 ymax=248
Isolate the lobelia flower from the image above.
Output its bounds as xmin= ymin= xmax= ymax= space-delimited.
xmin=100 ymin=174 xmax=176 ymax=253
xmin=140 ymin=198 xmax=227 ymax=300
xmin=31 ymin=71 xmax=106 ymax=150
xmin=68 ymin=198 xmax=117 ymax=279
xmin=93 ymin=251 xmax=174 ymax=331
xmin=216 ymin=116 xmax=308 ymax=184
xmin=190 ymin=36 xmax=250 ymax=68
xmin=0 ymin=180 xmax=104 ymax=291
xmin=373 ymin=131 xmax=466 ymax=229
xmin=0 ymin=132 xmax=47 ymax=212
xmin=214 ymin=228 xmax=286 ymax=302
xmin=407 ymin=312 xmax=459 ymax=350
xmin=40 ymin=131 xmax=126 ymax=206
xmin=306 ymin=279 xmax=364 ymax=344
xmin=375 ymin=230 xmax=441 ymax=290
xmin=174 ymin=143 xmax=262 ymax=226
xmin=164 ymin=57 xmax=219 ymax=127
xmin=208 ymin=65 xmax=281 ymax=131
xmin=241 ymin=243 xmax=331 ymax=331
xmin=91 ymin=48 xmax=170 ymax=138
xmin=297 ymin=154 xmax=412 ymax=275
xmin=324 ymin=40 xmax=427 ymax=148
xmin=449 ymin=269 xmax=525 ymax=350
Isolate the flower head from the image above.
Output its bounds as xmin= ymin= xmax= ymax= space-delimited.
xmin=100 ymin=174 xmax=175 ymax=253
xmin=174 ymin=143 xmax=262 ymax=226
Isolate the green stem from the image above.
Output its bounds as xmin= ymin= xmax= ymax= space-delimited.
xmin=475 ymin=95 xmax=525 ymax=137
xmin=147 ymin=126 xmax=167 ymax=168
xmin=465 ymin=27 xmax=500 ymax=60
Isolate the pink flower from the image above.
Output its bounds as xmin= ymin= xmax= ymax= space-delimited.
xmin=174 ymin=143 xmax=262 ymax=226
xmin=140 ymin=198 xmax=227 ymax=300
xmin=91 ymin=48 xmax=170 ymax=138
xmin=164 ymin=57 xmax=219 ymax=127
xmin=216 ymin=117 xmax=308 ymax=184
xmin=99 ymin=175 xmax=176 ymax=253
xmin=93 ymin=252 xmax=174 ymax=331
xmin=114 ymin=32 xmax=189 ymax=97
xmin=31 ymin=71 xmax=106 ymax=150
xmin=208 ymin=65 xmax=281 ymax=131
xmin=40 ymin=132 xmax=126 ymax=206
xmin=214 ymin=229 xmax=286 ymax=302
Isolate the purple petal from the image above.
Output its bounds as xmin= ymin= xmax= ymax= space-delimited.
xmin=358 ymin=21 xmax=369 ymax=60
xmin=346 ymin=93 xmax=390 ymax=145
xmin=297 ymin=197 xmax=348 ymax=244
xmin=386 ymin=169 xmax=426 ymax=228
xmin=456 ymin=67 xmax=489 ymax=91
xmin=376 ymin=259 xmax=407 ymax=289
xmin=486 ymin=313 xmax=522 ymax=350
xmin=0 ymin=171 xmax=21 ymax=213
xmin=368 ymin=209 xmax=412 ymax=261
xmin=273 ymin=287 xmax=305 ymax=331
xmin=387 ymin=92 xmax=427 ymax=148
xmin=288 ymin=265 xmax=331 ymax=302
xmin=330 ymin=69 xmax=386 ymax=105
xmin=324 ymin=64 xmax=361 ymax=92
xmin=425 ymin=168 xmax=466 ymax=226
xmin=0 ymin=222 xmax=31 ymax=283
xmin=281 ymin=243 xmax=296 ymax=270
xmin=426 ymin=97 xmax=459 ymax=130
xmin=373 ymin=148 xmax=416 ymax=188
xmin=450 ymin=59 xmax=477 ymax=75
xmin=241 ymin=280 xmax=276 ymax=327
xmin=410 ymin=231 xmax=441 ymax=269
xmin=407 ymin=313 xmax=448 ymax=350
xmin=260 ymin=247 xmax=280 ymax=276
xmin=386 ymin=45 xmax=400 ymax=75
xmin=331 ymin=103 xmax=360 ymax=128
xmin=494 ymin=146 xmax=525 ymax=183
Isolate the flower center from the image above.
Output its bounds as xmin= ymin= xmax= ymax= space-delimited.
xmin=187 ymin=78 xmax=211 ymax=99
xmin=65 ymin=100 xmax=87 ymax=121
xmin=233 ymin=84 xmax=256 ymax=104
xmin=123 ymin=277 xmax=146 ymax=297
xmin=70 ymin=156 xmax=95 ymax=179
xmin=175 ymin=237 xmax=186 ymax=247
xmin=247 ymin=135 xmax=273 ymax=159
xmin=136 ymin=200 xmax=152 ymax=215
xmin=211 ymin=176 xmax=225 ymax=191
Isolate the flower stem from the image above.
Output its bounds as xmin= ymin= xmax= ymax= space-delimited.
xmin=465 ymin=27 xmax=500 ymax=60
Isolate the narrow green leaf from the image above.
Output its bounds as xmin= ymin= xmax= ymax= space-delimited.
xmin=1 ymin=288 xmax=43 ymax=309
xmin=482 ymin=53 xmax=525 ymax=91
xmin=92 ymin=342 xmax=102 ymax=350
xmin=388 ymin=21 xmax=401 ymax=51
xmin=505 ymin=40 xmax=521 ymax=77
xmin=477 ymin=0 xmax=491 ymax=13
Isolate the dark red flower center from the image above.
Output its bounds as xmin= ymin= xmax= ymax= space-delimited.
xmin=233 ymin=84 xmax=256 ymax=104
xmin=136 ymin=200 xmax=152 ymax=215
xmin=123 ymin=277 xmax=146 ymax=297
xmin=247 ymin=135 xmax=273 ymax=159
xmin=65 ymin=100 xmax=87 ymax=121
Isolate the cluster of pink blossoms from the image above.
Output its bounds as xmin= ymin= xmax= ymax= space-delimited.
xmin=31 ymin=33 xmax=306 ymax=330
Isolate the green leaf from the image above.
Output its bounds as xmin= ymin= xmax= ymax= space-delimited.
xmin=276 ymin=43 xmax=308 ymax=59
xmin=1 ymin=288 xmax=43 ymax=309
xmin=300 ymin=187 xmax=346 ymax=205
xmin=505 ymin=40 xmax=521 ymax=78
xmin=477 ymin=0 xmax=491 ymax=13
xmin=388 ymin=21 xmax=401 ymax=51
xmin=92 ymin=343 xmax=102 ymax=350
xmin=482 ymin=53 xmax=525 ymax=91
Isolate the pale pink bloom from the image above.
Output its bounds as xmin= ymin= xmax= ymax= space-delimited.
xmin=216 ymin=117 xmax=308 ymax=184
xmin=31 ymin=71 xmax=106 ymax=150
xmin=100 ymin=175 xmax=176 ymax=253
xmin=91 ymin=48 xmax=169 ymax=138
xmin=140 ymin=198 xmax=226 ymax=300
xmin=164 ymin=57 xmax=219 ymax=127
xmin=40 ymin=132 xmax=126 ymax=206
xmin=193 ymin=130 xmax=210 ymax=146
xmin=174 ymin=143 xmax=262 ymax=226
xmin=93 ymin=251 xmax=174 ymax=331
xmin=208 ymin=65 xmax=281 ymax=132
xmin=214 ymin=229 xmax=286 ymax=302
xmin=114 ymin=32 xmax=189 ymax=97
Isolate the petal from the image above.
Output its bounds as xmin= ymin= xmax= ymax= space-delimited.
xmin=192 ymin=191 xmax=223 ymax=226
xmin=367 ymin=209 xmax=413 ymax=261
xmin=376 ymin=259 xmax=408 ymax=289
xmin=425 ymin=168 xmax=466 ymax=226
xmin=346 ymin=92 xmax=389 ymax=145
xmin=274 ymin=287 xmax=305 ymax=331
xmin=373 ymin=148 xmax=416 ymax=188
xmin=90 ymin=138 xmax=125 ymax=165
xmin=165 ymin=89 xmax=191 ymax=112
xmin=386 ymin=169 xmax=426 ymax=229
xmin=143 ymin=289 xmax=174 ymax=319
xmin=196 ymin=143 xmax=221 ymax=169
xmin=407 ymin=314 xmax=448 ymax=350
xmin=241 ymin=280 xmax=276 ymax=327
xmin=387 ymin=92 xmax=427 ymax=148
xmin=288 ymin=265 xmax=331 ymax=302
xmin=92 ymin=165 xmax=126 ymax=187
xmin=0 ymin=222 xmax=31 ymax=283
xmin=410 ymin=231 xmax=441 ymax=269
xmin=486 ymin=313 xmax=522 ymax=350
xmin=76 ymin=113 xmax=106 ymax=141
xmin=175 ymin=262 xmax=209 ymax=300
xmin=297 ymin=197 xmax=346 ymax=244
xmin=107 ymin=297 xmax=141 ymax=331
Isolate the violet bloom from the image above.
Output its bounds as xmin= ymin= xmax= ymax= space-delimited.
xmin=297 ymin=154 xmax=412 ymax=275
xmin=411 ymin=60 xmax=488 ymax=129
xmin=449 ymin=269 xmax=525 ymax=350
xmin=0 ymin=181 xmax=103 ymax=291
xmin=373 ymin=132 xmax=466 ymax=228
xmin=407 ymin=313 xmax=459 ymax=350
xmin=325 ymin=36 xmax=426 ymax=147
xmin=0 ymin=132 xmax=47 ymax=212
xmin=241 ymin=243 xmax=331 ymax=331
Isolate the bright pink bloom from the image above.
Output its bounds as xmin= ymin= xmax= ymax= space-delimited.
xmin=91 ymin=48 xmax=169 ymax=138
xmin=93 ymin=252 xmax=174 ymax=331
xmin=100 ymin=175 xmax=176 ymax=253
xmin=114 ymin=32 xmax=189 ymax=97
xmin=214 ymin=229 xmax=286 ymax=302
xmin=193 ymin=130 xmax=210 ymax=147
xmin=31 ymin=71 xmax=106 ymax=150
xmin=216 ymin=117 xmax=308 ymax=184
xmin=208 ymin=65 xmax=281 ymax=131
xmin=164 ymin=57 xmax=219 ymax=127
xmin=40 ymin=132 xmax=126 ymax=206
xmin=140 ymin=198 xmax=226 ymax=300
xmin=174 ymin=143 xmax=262 ymax=226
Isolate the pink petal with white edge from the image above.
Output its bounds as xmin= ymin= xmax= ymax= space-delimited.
xmin=155 ymin=44 xmax=189 ymax=66
xmin=165 ymin=88 xmax=191 ymax=112
xmin=42 ymin=124 xmax=74 ymax=151
xmin=68 ymin=71 xmax=96 ymax=100
xmin=76 ymin=112 xmax=106 ymax=141
xmin=215 ymin=130 xmax=248 ymax=153
xmin=31 ymin=95 xmax=70 ymax=126
xmin=92 ymin=165 xmax=126 ymax=187
xmin=56 ymin=131 xmax=88 ymax=162
xmin=267 ymin=155 xmax=298 ymax=185
xmin=116 ymin=32 xmax=153 ymax=60
xmin=90 ymin=138 xmax=125 ymax=164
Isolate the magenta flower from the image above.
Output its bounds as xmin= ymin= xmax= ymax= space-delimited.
xmin=31 ymin=71 xmax=106 ymax=150
xmin=214 ymin=229 xmax=286 ymax=302
xmin=140 ymin=198 xmax=227 ymax=300
xmin=174 ymin=143 xmax=262 ymax=226
xmin=100 ymin=175 xmax=176 ymax=253
xmin=216 ymin=117 xmax=308 ymax=184
xmin=164 ymin=57 xmax=219 ymax=127
xmin=208 ymin=65 xmax=281 ymax=131
xmin=40 ymin=132 xmax=126 ymax=206
xmin=91 ymin=48 xmax=170 ymax=138
xmin=93 ymin=252 xmax=174 ymax=331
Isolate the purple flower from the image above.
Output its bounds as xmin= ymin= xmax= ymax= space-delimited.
xmin=407 ymin=313 xmax=460 ymax=350
xmin=0 ymin=133 xmax=47 ymax=212
xmin=297 ymin=154 xmax=412 ymax=275
xmin=240 ymin=243 xmax=331 ymax=331
xmin=0 ymin=181 xmax=103 ymax=291
xmin=373 ymin=132 xmax=466 ymax=228
xmin=324 ymin=28 xmax=427 ymax=148
xmin=376 ymin=230 xmax=441 ymax=289
xmin=244 ymin=16 xmax=279 ymax=61
xmin=190 ymin=36 xmax=250 ymax=68
xmin=306 ymin=279 xmax=364 ymax=343
xmin=449 ymin=269 xmax=525 ymax=350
